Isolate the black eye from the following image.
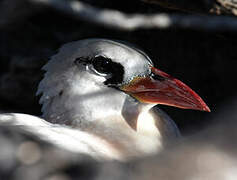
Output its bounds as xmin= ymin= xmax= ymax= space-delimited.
xmin=92 ymin=56 xmax=112 ymax=74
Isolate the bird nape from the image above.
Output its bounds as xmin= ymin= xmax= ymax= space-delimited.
xmin=0 ymin=39 xmax=210 ymax=161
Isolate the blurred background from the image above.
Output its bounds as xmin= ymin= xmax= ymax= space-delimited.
xmin=1 ymin=0 xmax=237 ymax=135
xmin=0 ymin=0 xmax=237 ymax=179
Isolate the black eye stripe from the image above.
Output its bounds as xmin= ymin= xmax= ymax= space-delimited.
xmin=92 ymin=56 xmax=113 ymax=74
xmin=74 ymin=56 xmax=124 ymax=86
xmin=104 ymin=61 xmax=124 ymax=86
xmin=92 ymin=56 xmax=124 ymax=85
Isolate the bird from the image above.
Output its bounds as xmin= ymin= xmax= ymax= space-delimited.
xmin=0 ymin=39 xmax=210 ymax=161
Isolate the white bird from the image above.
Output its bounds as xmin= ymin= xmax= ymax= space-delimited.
xmin=0 ymin=39 xmax=210 ymax=161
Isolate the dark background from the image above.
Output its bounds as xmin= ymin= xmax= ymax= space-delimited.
xmin=0 ymin=0 xmax=237 ymax=135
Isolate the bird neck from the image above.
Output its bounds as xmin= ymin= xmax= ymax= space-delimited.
xmin=41 ymin=83 xmax=157 ymax=133
xmin=41 ymin=83 xmax=126 ymax=125
xmin=41 ymin=85 xmax=179 ymax=159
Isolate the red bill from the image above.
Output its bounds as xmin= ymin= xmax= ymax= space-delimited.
xmin=121 ymin=66 xmax=210 ymax=112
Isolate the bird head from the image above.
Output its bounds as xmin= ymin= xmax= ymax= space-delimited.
xmin=37 ymin=39 xmax=210 ymax=126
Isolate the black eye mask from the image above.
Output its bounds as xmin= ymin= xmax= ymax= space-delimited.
xmin=74 ymin=56 xmax=124 ymax=86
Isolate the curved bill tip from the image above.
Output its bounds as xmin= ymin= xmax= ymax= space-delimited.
xmin=202 ymin=104 xmax=211 ymax=112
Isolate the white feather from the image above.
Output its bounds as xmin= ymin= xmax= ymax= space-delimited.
xmin=0 ymin=113 xmax=124 ymax=161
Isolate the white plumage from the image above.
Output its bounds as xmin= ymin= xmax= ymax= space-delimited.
xmin=0 ymin=39 xmax=210 ymax=161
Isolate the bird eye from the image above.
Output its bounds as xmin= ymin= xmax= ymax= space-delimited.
xmin=92 ymin=56 xmax=112 ymax=74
